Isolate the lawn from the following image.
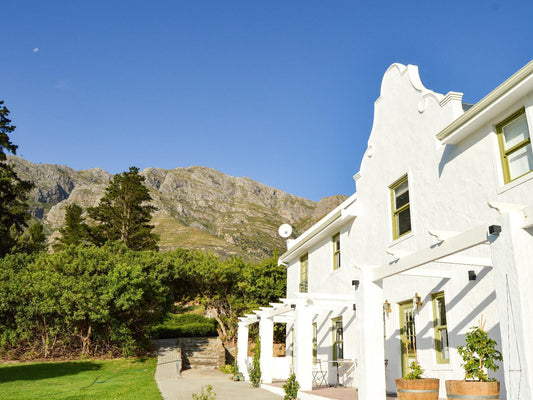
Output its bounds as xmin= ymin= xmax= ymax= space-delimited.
xmin=0 ymin=357 xmax=162 ymax=400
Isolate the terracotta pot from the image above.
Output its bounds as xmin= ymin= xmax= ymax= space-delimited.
xmin=445 ymin=380 xmax=500 ymax=399
xmin=395 ymin=378 xmax=439 ymax=400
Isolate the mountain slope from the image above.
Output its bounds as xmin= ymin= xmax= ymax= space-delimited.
xmin=8 ymin=156 xmax=347 ymax=261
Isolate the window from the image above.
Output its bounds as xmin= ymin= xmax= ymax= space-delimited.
xmin=390 ymin=175 xmax=411 ymax=239
xmin=432 ymin=292 xmax=450 ymax=363
xmin=312 ymin=322 xmax=318 ymax=364
xmin=399 ymin=301 xmax=416 ymax=376
xmin=497 ymin=108 xmax=533 ymax=183
xmin=332 ymin=233 xmax=341 ymax=270
xmin=332 ymin=317 xmax=343 ymax=365
xmin=299 ymin=254 xmax=308 ymax=293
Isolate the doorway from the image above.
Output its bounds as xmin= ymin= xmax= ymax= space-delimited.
xmin=399 ymin=300 xmax=416 ymax=377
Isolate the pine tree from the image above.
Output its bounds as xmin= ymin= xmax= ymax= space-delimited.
xmin=88 ymin=167 xmax=159 ymax=251
xmin=0 ymin=100 xmax=34 ymax=257
xmin=55 ymin=203 xmax=91 ymax=249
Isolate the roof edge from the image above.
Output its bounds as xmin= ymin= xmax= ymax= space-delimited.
xmin=437 ymin=59 xmax=533 ymax=142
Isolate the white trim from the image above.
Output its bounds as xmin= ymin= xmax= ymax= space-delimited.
xmin=280 ymin=194 xmax=358 ymax=263
xmin=371 ymin=224 xmax=491 ymax=281
xmin=437 ymin=60 xmax=533 ymax=144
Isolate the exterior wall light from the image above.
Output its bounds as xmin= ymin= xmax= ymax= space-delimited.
xmin=489 ymin=225 xmax=502 ymax=235
xmin=352 ymin=280 xmax=360 ymax=290
xmin=413 ymin=293 xmax=423 ymax=311
xmin=468 ymin=270 xmax=477 ymax=281
xmin=383 ymin=300 xmax=391 ymax=318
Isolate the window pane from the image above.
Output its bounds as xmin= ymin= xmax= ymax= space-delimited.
xmin=395 ymin=181 xmax=409 ymax=209
xmin=508 ymin=143 xmax=533 ymax=180
xmin=397 ymin=208 xmax=411 ymax=236
xmin=437 ymin=297 xmax=447 ymax=326
xmin=439 ymin=327 xmax=449 ymax=360
xmin=503 ymin=114 xmax=530 ymax=150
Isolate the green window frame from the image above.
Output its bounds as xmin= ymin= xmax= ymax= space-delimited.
xmin=312 ymin=322 xmax=318 ymax=364
xmin=399 ymin=300 xmax=417 ymax=377
xmin=332 ymin=317 xmax=343 ymax=365
xmin=299 ymin=254 xmax=308 ymax=293
xmin=332 ymin=233 xmax=341 ymax=270
xmin=497 ymin=108 xmax=533 ymax=183
xmin=390 ymin=175 xmax=411 ymax=239
xmin=432 ymin=292 xmax=450 ymax=364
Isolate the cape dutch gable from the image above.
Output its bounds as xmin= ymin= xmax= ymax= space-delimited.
xmin=237 ymin=60 xmax=533 ymax=400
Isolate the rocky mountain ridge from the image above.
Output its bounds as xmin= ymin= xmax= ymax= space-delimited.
xmin=8 ymin=155 xmax=347 ymax=261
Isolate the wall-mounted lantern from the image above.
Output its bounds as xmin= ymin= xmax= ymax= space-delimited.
xmin=468 ymin=270 xmax=477 ymax=281
xmin=413 ymin=293 xmax=423 ymax=311
xmin=383 ymin=300 xmax=391 ymax=318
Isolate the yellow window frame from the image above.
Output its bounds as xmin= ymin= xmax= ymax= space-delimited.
xmin=312 ymin=322 xmax=317 ymax=364
xmin=390 ymin=174 xmax=411 ymax=239
xmin=432 ymin=292 xmax=450 ymax=364
xmin=497 ymin=108 xmax=532 ymax=184
xmin=331 ymin=317 xmax=343 ymax=365
xmin=332 ymin=233 xmax=341 ymax=270
xmin=299 ymin=254 xmax=308 ymax=293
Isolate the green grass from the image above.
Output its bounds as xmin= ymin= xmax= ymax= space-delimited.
xmin=0 ymin=358 xmax=162 ymax=400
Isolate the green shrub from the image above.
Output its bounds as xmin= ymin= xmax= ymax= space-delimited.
xmin=249 ymin=339 xmax=261 ymax=387
xmin=192 ymin=385 xmax=216 ymax=400
xmin=457 ymin=321 xmax=502 ymax=382
xmin=404 ymin=361 xmax=424 ymax=379
xmin=151 ymin=313 xmax=218 ymax=338
xmin=283 ymin=372 xmax=299 ymax=400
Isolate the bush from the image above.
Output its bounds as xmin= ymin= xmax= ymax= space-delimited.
xmin=192 ymin=385 xmax=216 ymax=400
xmin=151 ymin=313 xmax=217 ymax=339
xmin=283 ymin=372 xmax=299 ymax=400
xmin=0 ymin=243 xmax=177 ymax=358
xmin=457 ymin=319 xmax=502 ymax=382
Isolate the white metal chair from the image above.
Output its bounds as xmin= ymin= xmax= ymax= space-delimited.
xmin=312 ymin=360 xmax=328 ymax=388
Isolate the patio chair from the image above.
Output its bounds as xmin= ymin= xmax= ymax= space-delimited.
xmin=312 ymin=360 xmax=328 ymax=388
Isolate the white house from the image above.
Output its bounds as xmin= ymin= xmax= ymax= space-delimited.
xmin=237 ymin=60 xmax=533 ymax=400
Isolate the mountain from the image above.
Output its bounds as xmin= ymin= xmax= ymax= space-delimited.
xmin=8 ymin=155 xmax=347 ymax=261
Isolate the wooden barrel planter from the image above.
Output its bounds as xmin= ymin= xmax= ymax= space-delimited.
xmin=395 ymin=378 xmax=439 ymax=400
xmin=445 ymin=380 xmax=500 ymax=399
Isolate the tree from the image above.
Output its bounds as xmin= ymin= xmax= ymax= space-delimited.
xmin=16 ymin=223 xmax=47 ymax=254
xmin=0 ymin=100 xmax=34 ymax=257
xmin=55 ymin=204 xmax=90 ymax=249
xmin=88 ymin=167 xmax=159 ymax=251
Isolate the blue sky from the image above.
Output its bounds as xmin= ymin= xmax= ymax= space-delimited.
xmin=3 ymin=1 xmax=532 ymax=201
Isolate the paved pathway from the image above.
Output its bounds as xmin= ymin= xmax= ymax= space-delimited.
xmin=154 ymin=339 xmax=282 ymax=400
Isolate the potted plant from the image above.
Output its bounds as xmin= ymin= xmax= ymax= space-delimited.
xmin=446 ymin=316 xmax=503 ymax=399
xmin=396 ymin=339 xmax=439 ymax=399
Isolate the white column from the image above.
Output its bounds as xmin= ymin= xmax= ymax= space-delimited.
xmin=489 ymin=213 xmax=533 ymax=400
xmin=294 ymin=302 xmax=313 ymax=390
xmin=259 ymin=315 xmax=274 ymax=384
xmin=237 ymin=322 xmax=250 ymax=380
xmin=357 ymin=271 xmax=386 ymax=400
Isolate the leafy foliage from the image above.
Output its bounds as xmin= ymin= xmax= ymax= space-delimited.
xmin=405 ymin=361 xmax=424 ymax=380
xmin=283 ymin=372 xmax=300 ymax=400
xmin=174 ymin=250 xmax=286 ymax=341
xmin=88 ymin=167 xmax=159 ymax=251
xmin=0 ymin=243 xmax=178 ymax=358
xmin=0 ymin=100 xmax=34 ymax=257
xmin=249 ymin=339 xmax=261 ymax=387
xmin=55 ymin=203 xmax=91 ymax=249
xmin=192 ymin=385 xmax=216 ymax=400
xmin=457 ymin=323 xmax=502 ymax=382
xmin=151 ymin=313 xmax=217 ymax=339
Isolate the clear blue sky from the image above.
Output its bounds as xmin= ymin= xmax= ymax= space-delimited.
xmin=3 ymin=1 xmax=532 ymax=201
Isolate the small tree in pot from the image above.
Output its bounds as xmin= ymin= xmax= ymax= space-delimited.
xmin=446 ymin=316 xmax=503 ymax=399
xmin=396 ymin=339 xmax=439 ymax=400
